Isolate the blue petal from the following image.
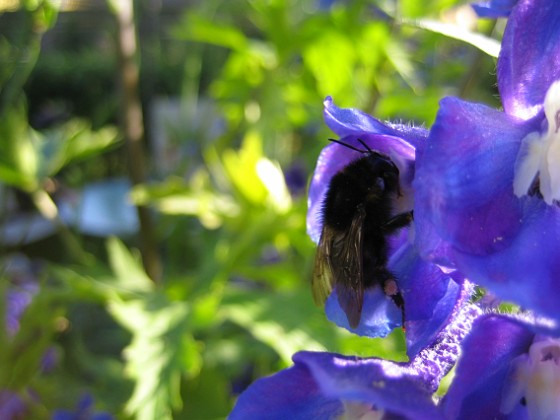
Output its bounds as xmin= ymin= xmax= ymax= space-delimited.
xmin=324 ymin=241 xmax=468 ymax=351
xmin=415 ymin=97 xmax=560 ymax=325
xmin=323 ymin=96 xmax=427 ymax=149
xmin=0 ymin=391 xmax=26 ymax=420
xmin=229 ymin=360 xmax=343 ymax=419
xmin=441 ymin=315 xmax=534 ymax=419
xmin=414 ymin=97 xmax=535 ymax=258
xmin=231 ymin=351 xmax=443 ymax=419
xmin=325 ymin=287 xmax=402 ymax=338
xmin=471 ymin=0 xmax=518 ymax=18
xmin=295 ymin=352 xmax=442 ymax=418
xmin=452 ymin=199 xmax=560 ymax=326
xmin=498 ymin=0 xmax=560 ymax=119
xmin=390 ymin=243 xmax=465 ymax=358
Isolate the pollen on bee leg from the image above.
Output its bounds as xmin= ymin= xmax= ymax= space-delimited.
xmin=383 ymin=279 xmax=399 ymax=296
xmin=514 ymin=80 xmax=560 ymax=204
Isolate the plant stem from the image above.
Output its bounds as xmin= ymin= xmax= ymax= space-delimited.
xmin=113 ymin=0 xmax=162 ymax=283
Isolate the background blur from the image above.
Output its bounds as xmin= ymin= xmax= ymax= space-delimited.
xmin=0 ymin=0 xmax=501 ymax=418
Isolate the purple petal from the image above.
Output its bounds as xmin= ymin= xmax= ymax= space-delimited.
xmin=415 ymin=97 xmax=560 ymax=325
xmin=229 ymin=360 xmax=343 ymax=419
xmin=325 ymin=287 xmax=402 ymax=337
xmin=324 ymin=241 xmax=468 ymax=351
xmin=0 ymin=391 xmax=26 ymax=419
xmin=441 ymin=315 xmax=534 ymax=419
xmin=410 ymin=302 xmax=483 ymax=393
xmin=323 ymin=96 xmax=427 ymax=149
xmin=6 ymin=283 xmax=38 ymax=335
xmin=231 ymin=351 xmax=442 ymax=419
xmin=307 ymin=134 xmax=416 ymax=243
xmin=294 ymin=352 xmax=442 ymax=419
xmin=471 ymin=0 xmax=518 ymax=18
xmin=452 ymin=199 xmax=560 ymax=325
xmin=52 ymin=394 xmax=113 ymax=420
xmin=231 ymin=304 xmax=483 ymax=419
xmin=392 ymin=243 xmax=466 ymax=358
xmin=498 ymin=0 xmax=560 ymax=119
xmin=414 ymin=97 xmax=535 ymax=258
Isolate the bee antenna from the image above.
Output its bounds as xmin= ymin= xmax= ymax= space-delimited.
xmin=356 ymin=138 xmax=374 ymax=154
xmin=328 ymin=138 xmax=367 ymax=154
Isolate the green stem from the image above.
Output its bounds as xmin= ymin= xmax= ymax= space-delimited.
xmin=113 ymin=0 xmax=162 ymax=283
xmin=30 ymin=189 xmax=90 ymax=264
xmin=0 ymin=13 xmax=41 ymax=115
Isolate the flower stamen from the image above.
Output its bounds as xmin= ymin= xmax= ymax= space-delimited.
xmin=514 ymin=80 xmax=560 ymax=204
xmin=501 ymin=338 xmax=560 ymax=418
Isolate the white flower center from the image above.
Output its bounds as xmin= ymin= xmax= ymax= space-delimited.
xmin=514 ymin=80 xmax=560 ymax=204
xmin=501 ymin=338 xmax=560 ymax=418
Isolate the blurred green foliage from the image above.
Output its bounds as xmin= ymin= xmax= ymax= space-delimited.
xmin=0 ymin=0 xmax=502 ymax=418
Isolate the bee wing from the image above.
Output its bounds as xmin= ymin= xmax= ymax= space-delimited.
xmin=312 ymin=228 xmax=335 ymax=306
xmin=312 ymin=206 xmax=366 ymax=328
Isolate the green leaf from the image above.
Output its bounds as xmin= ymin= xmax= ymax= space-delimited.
xmin=0 ymin=281 xmax=60 ymax=390
xmin=106 ymin=237 xmax=154 ymax=294
xmin=221 ymin=131 xmax=269 ymax=206
xmin=401 ymin=18 xmax=501 ymax=58
xmin=0 ymin=104 xmax=40 ymax=191
xmin=220 ymin=288 xmax=337 ymax=365
xmin=129 ymin=174 xmax=240 ymax=229
xmin=303 ymin=30 xmax=356 ymax=99
xmin=108 ymin=294 xmax=194 ymax=420
xmin=0 ymin=108 xmax=119 ymax=190
xmin=42 ymin=119 xmax=120 ymax=177
xmin=172 ymin=15 xmax=248 ymax=51
xmin=384 ymin=39 xmax=422 ymax=92
xmin=181 ymin=367 xmax=232 ymax=419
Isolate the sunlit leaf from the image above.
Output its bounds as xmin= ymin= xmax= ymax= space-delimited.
xmin=256 ymin=158 xmax=292 ymax=213
xmin=384 ymin=39 xmax=423 ymax=92
xmin=220 ymin=288 xmax=337 ymax=365
xmin=0 ymin=104 xmax=40 ymax=191
xmin=303 ymin=30 xmax=356 ymax=99
xmin=401 ymin=18 xmax=500 ymax=58
xmin=130 ymin=175 xmax=240 ymax=229
xmin=43 ymin=119 xmax=120 ymax=176
xmin=107 ymin=237 xmax=154 ymax=294
xmin=222 ymin=131 xmax=268 ymax=206
xmin=172 ymin=15 xmax=248 ymax=51
xmin=108 ymin=294 xmax=193 ymax=420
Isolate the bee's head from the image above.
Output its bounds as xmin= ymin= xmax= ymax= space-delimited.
xmin=329 ymin=138 xmax=402 ymax=195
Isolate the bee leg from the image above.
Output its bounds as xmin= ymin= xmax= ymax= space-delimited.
xmin=383 ymin=211 xmax=413 ymax=233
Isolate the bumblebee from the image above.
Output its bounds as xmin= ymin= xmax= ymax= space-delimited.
xmin=312 ymin=139 xmax=413 ymax=328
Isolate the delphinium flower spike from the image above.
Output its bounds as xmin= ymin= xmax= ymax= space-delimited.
xmin=414 ymin=0 xmax=560 ymax=327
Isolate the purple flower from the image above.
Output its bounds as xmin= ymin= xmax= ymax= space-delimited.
xmin=230 ymin=303 xmax=481 ymax=419
xmin=3 ymin=254 xmax=39 ymax=336
xmin=413 ymin=0 xmax=560 ymax=326
xmin=51 ymin=394 xmax=113 ymax=420
xmin=441 ymin=313 xmax=560 ymax=418
xmin=6 ymin=284 xmax=37 ymax=336
xmin=308 ymin=97 xmax=470 ymax=356
xmin=0 ymin=391 xmax=27 ymax=420
xmin=471 ymin=0 xmax=518 ymax=18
